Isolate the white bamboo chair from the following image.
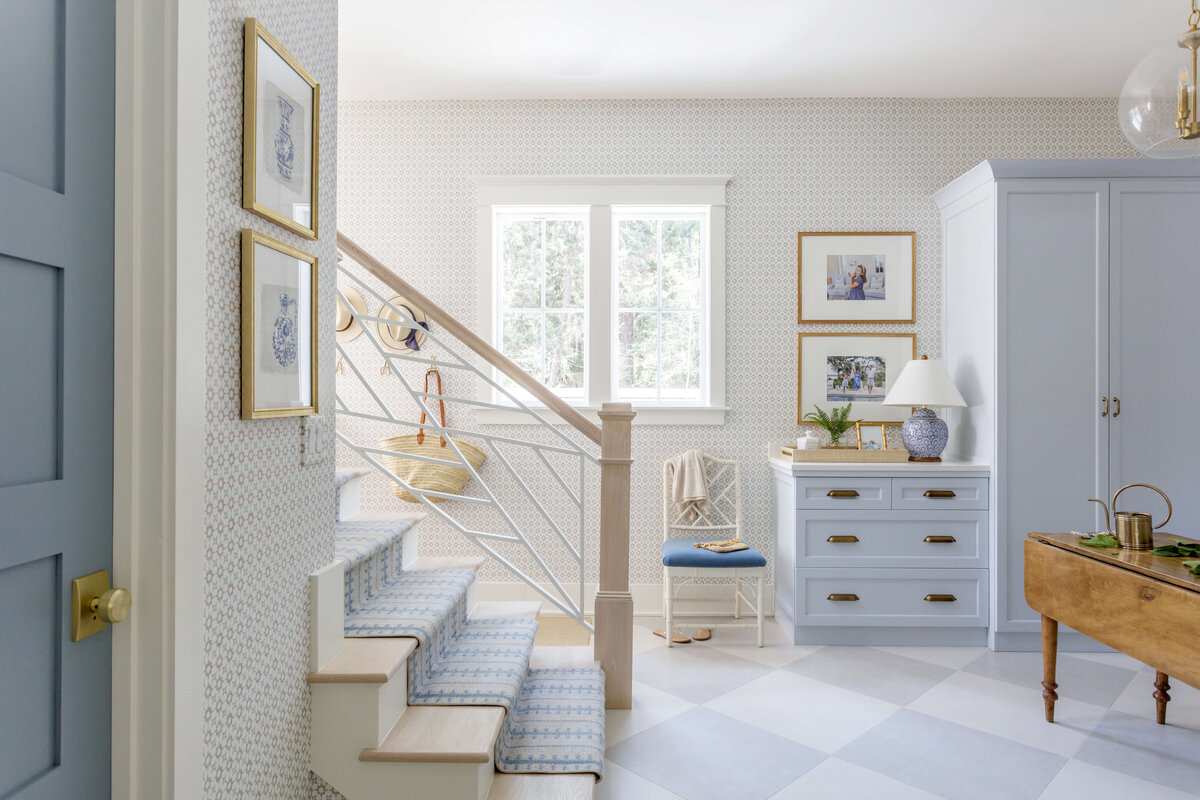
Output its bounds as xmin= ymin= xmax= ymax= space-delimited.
xmin=662 ymin=453 xmax=766 ymax=647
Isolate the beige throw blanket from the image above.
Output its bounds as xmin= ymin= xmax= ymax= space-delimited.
xmin=667 ymin=449 xmax=710 ymax=521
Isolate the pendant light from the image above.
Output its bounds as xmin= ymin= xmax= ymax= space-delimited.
xmin=1119 ymin=0 xmax=1200 ymax=158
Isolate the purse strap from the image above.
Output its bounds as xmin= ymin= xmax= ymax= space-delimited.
xmin=417 ymin=364 xmax=447 ymax=447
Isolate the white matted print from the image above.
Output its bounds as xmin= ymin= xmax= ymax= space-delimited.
xmin=797 ymin=232 xmax=914 ymax=323
xmin=243 ymin=18 xmax=319 ymax=240
xmin=797 ymin=333 xmax=915 ymax=422
xmin=241 ymin=230 xmax=317 ymax=418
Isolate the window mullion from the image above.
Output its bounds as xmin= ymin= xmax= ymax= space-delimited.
xmin=540 ymin=218 xmax=547 ymax=385
xmin=589 ymin=205 xmax=612 ymax=407
xmin=655 ymin=219 xmax=663 ymax=403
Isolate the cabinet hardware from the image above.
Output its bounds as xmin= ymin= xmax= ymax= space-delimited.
xmin=1113 ymin=396 xmax=1121 ymax=417
xmin=923 ymin=490 xmax=956 ymax=498
xmin=827 ymin=593 xmax=860 ymax=602
xmin=826 ymin=489 xmax=860 ymax=498
xmin=924 ymin=594 xmax=957 ymax=602
xmin=1101 ymin=396 xmax=1109 ymax=417
xmin=826 ymin=535 xmax=860 ymax=543
xmin=923 ymin=535 xmax=957 ymax=543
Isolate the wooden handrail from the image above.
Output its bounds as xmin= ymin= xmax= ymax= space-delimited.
xmin=337 ymin=231 xmax=602 ymax=446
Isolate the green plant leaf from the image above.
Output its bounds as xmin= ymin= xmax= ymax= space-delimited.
xmin=1151 ymin=541 xmax=1200 ymax=558
xmin=1082 ymin=534 xmax=1119 ymax=548
xmin=1180 ymin=560 xmax=1200 ymax=576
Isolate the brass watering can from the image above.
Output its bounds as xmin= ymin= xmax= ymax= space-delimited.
xmin=1088 ymin=483 xmax=1173 ymax=551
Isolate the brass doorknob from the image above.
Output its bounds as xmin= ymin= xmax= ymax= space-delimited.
xmin=91 ymin=588 xmax=132 ymax=624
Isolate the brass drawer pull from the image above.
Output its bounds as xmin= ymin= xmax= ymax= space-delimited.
xmin=923 ymin=535 xmax=957 ymax=544
xmin=924 ymin=594 xmax=957 ymax=602
xmin=826 ymin=535 xmax=860 ymax=543
xmin=827 ymin=489 xmax=860 ymax=498
xmin=827 ymin=593 xmax=860 ymax=602
xmin=923 ymin=490 xmax=957 ymax=498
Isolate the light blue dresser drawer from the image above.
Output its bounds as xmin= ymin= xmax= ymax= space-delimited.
xmin=794 ymin=477 xmax=890 ymax=510
xmin=794 ymin=568 xmax=988 ymax=627
xmin=796 ymin=510 xmax=988 ymax=569
xmin=891 ymin=477 xmax=989 ymax=510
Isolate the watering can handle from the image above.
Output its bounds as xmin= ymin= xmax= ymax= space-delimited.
xmin=1111 ymin=483 xmax=1173 ymax=530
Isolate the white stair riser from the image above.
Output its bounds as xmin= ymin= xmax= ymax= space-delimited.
xmin=313 ymin=677 xmax=410 ymax=751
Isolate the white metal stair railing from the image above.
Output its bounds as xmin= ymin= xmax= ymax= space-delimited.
xmin=334 ymin=252 xmax=597 ymax=629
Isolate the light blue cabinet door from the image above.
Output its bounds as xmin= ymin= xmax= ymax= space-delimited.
xmin=1109 ymin=180 xmax=1200 ymax=536
xmin=0 ymin=1 xmax=115 ymax=797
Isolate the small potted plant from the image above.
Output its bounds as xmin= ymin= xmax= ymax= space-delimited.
xmin=803 ymin=403 xmax=860 ymax=448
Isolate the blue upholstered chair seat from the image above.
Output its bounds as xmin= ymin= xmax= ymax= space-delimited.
xmin=661 ymin=537 xmax=766 ymax=569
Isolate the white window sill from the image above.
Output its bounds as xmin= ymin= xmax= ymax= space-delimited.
xmin=475 ymin=405 xmax=728 ymax=427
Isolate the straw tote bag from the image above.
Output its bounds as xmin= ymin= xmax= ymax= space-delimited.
xmin=378 ymin=366 xmax=486 ymax=503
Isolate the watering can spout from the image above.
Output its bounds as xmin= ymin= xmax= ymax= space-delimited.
xmin=1087 ymin=497 xmax=1112 ymax=535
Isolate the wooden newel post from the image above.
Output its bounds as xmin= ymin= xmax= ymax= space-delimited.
xmin=595 ymin=402 xmax=635 ymax=710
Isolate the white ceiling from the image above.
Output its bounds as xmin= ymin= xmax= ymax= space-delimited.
xmin=339 ymin=0 xmax=1187 ymax=100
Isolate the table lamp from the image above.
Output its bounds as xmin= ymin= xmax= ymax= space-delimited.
xmin=882 ymin=355 xmax=966 ymax=462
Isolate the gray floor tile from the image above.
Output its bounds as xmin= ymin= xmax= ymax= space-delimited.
xmin=1073 ymin=709 xmax=1200 ymax=794
xmin=783 ymin=646 xmax=953 ymax=705
xmin=607 ymin=707 xmax=827 ymax=800
xmin=837 ymin=709 xmax=1066 ymax=800
xmin=962 ymin=651 xmax=1137 ymax=708
xmin=633 ymin=641 xmax=773 ymax=704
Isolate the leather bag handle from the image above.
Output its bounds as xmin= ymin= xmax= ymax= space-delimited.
xmin=416 ymin=365 xmax=447 ymax=447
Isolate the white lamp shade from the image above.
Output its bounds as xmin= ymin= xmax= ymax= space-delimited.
xmin=882 ymin=358 xmax=966 ymax=408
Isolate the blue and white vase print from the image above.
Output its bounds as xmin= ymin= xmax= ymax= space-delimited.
xmin=272 ymin=292 xmax=298 ymax=368
xmin=901 ymin=407 xmax=949 ymax=460
xmin=274 ymin=95 xmax=295 ymax=182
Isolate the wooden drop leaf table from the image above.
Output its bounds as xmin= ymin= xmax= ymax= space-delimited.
xmin=1024 ymin=531 xmax=1200 ymax=724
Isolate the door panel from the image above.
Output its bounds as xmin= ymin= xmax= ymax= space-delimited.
xmin=1110 ymin=181 xmax=1200 ymax=537
xmin=997 ymin=181 xmax=1108 ymax=632
xmin=0 ymin=1 xmax=115 ymax=797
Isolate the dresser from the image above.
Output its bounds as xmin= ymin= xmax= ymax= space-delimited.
xmin=770 ymin=457 xmax=991 ymax=646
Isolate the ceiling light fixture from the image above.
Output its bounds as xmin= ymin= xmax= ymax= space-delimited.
xmin=1120 ymin=0 xmax=1200 ymax=158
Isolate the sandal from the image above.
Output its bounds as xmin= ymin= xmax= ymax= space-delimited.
xmin=692 ymin=628 xmax=712 ymax=641
xmin=652 ymin=629 xmax=691 ymax=644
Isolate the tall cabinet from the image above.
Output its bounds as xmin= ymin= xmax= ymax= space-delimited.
xmin=935 ymin=160 xmax=1200 ymax=651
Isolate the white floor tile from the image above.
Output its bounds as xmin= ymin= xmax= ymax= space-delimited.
xmin=705 ymin=669 xmax=899 ymax=753
xmin=1110 ymin=669 xmax=1200 ymax=730
xmin=1065 ymin=650 xmax=1144 ymax=672
xmin=1037 ymin=759 xmax=1198 ymax=800
xmin=707 ymin=640 xmax=824 ymax=669
xmin=907 ymin=671 xmax=1107 ymax=758
xmin=768 ymin=757 xmax=941 ymax=800
xmin=606 ymin=680 xmax=696 ymax=746
xmin=596 ymin=761 xmax=686 ymax=800
xmin=632 ymin=621 xmax=665 ymax=654
xmin=873 ymin=645 xmax=988 ymax=671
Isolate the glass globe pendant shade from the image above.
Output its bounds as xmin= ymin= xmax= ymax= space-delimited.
xmin=1119 ymin=42 xmax=1200 ymax=158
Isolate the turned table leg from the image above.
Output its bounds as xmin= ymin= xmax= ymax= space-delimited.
xmin=1154 ymin=671 xmax=1171 ymax=725
xmin=1041 ymin=615 xmax=1059 ymax=723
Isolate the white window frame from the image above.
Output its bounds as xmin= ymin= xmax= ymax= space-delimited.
xmin=475 ymin=176 xmax=729 ymax=426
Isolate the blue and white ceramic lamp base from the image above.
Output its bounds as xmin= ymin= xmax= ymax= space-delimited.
xmin=901 ymin=407 xmax=949 ymax=462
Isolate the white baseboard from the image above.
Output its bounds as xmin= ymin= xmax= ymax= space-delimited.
xmin=474 ymin=581 xmax=775 ymax=618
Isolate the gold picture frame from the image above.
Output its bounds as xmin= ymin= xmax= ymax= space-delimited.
xmin=241 ymin=229 xmax=318 ymax=419
xmin=797 ymin=232 xmax=915 ymax=324
xmin=855 ymin=422 xmax=887 ymax=451
xmin=243 ymin=18 xmax=320 ymax=240
xmin=797 ymin=332 xmax=916 ymax=423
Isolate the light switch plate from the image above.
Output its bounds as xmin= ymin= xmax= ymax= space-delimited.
xmin=301 ymin=415 xmax=329 ymax=466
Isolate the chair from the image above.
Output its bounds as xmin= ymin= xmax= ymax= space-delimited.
xmin=662 ymin=453 xmax=766 ymax=647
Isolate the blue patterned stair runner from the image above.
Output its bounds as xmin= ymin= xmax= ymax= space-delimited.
xmin=334 ymin=517 xmax=604 ymax=779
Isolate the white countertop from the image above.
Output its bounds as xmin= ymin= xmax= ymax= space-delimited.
xmin=767 ymin=453 xmax=990 ymax=475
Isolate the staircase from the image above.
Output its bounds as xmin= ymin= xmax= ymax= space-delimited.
xmin=309 ymin=471 xmax=603 ymax=800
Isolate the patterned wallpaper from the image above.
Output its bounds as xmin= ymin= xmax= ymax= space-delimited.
xmin=335 ymin=98 xmax=1135 ymax=597
xmin=204 ymin=2 xmax=337 ymax=798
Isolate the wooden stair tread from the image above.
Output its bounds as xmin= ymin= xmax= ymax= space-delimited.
xmin=307 ymin=637 xmax=417 ymax=684
xmin=345 ymin=509 xmax=428 ymax=525
xmin=470 ymin=601 xmax=542 ymax=621
xmin=487 ymin=774 xmax=595 ymax=800
xmin=360 ymin=706 xmax=504 ymax=763
xmin=529 ymin=646 xmax=599 ymax=671
xmin=408 ymin=555 xmax=486 ymax=572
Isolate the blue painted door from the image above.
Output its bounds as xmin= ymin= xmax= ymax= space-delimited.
xmin=0 ymin=1 xmax=115 ymax=797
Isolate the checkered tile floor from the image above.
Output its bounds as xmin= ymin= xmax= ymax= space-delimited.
xmin=599 ymin=619 xmax=1200 ymax=800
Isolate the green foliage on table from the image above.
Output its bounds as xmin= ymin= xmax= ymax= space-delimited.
xmin=1151 ymin=541 xmax=1200 ymax=558
xmin=1180 ymin=560 xmax=1200 ymax=576
xmin=803 ymin=403 xmax=860 ymax=447
xmin=1081 ymin=533 xmax=1119 ymax=548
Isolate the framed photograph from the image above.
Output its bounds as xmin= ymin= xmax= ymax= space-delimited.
xmin=243 ymin=18 xmax=319 ymax=240
xmin=797 ymin=232 xmax=915 ymax=323
xmin=856 ymin=423 xmax=887 ymax=451
xmin=797 ymin=332 xmax=915 ymax=422
xmin=241 ymin=229 xmax=318 ymax=418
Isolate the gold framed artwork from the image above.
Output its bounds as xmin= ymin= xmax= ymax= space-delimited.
xmin=797 ymin=332 xmax=916 ymax=423
xmin=243 ymin=18 xmax=319 ymax=240
xmin=797 ymin=232 xmax=915 ymax=323
xmin=855 ymin=422 xmax=887 ymax=451
xmin=241 ymin=229 xmax=318 ymax=419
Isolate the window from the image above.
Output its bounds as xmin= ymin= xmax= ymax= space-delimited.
xmin=477 ymin=177 xmax=728 ymax=425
